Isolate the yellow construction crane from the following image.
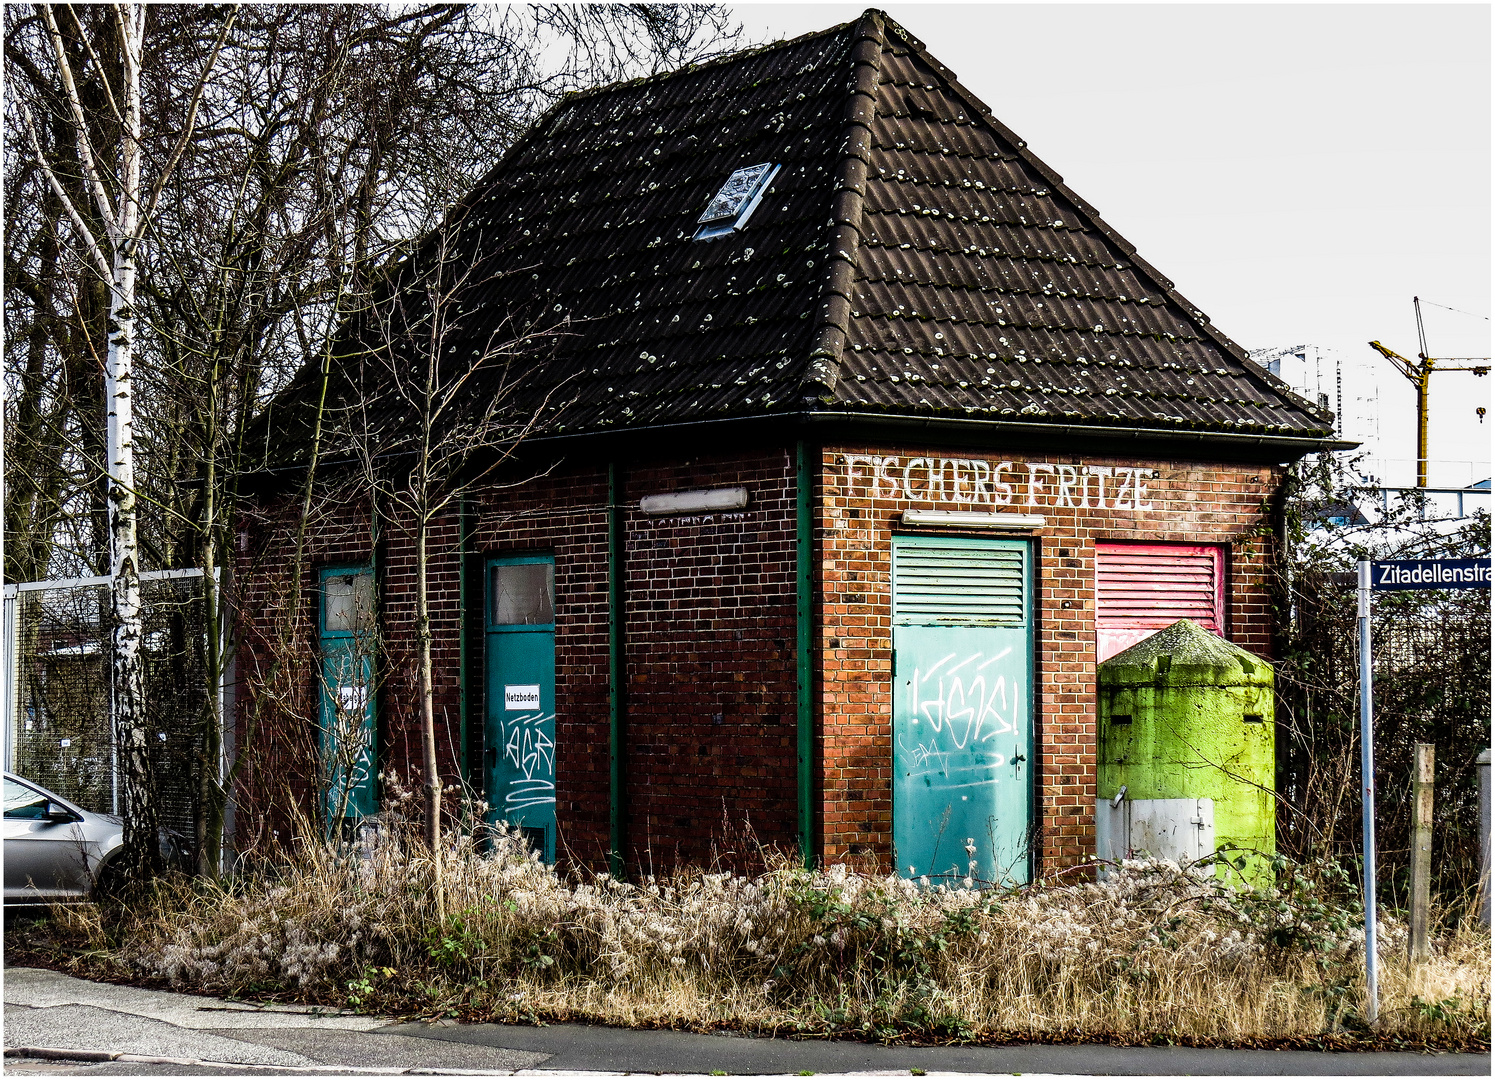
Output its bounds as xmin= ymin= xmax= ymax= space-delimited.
xmin=1368 ymin=297 xmax=1489 ymax=488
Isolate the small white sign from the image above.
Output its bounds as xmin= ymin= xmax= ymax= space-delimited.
xmin=505 ymin=684 xmax=541 ymax=711
xmin=59 ymin=738 xmax=71 ymax=748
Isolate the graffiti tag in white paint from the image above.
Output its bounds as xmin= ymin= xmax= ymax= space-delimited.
xmin=842 ymin=454 xmax=1159 ymax=511
xmin=501 ymin=710 xmax=556 ymax=811
xmin=896 ymin=649 xmax=1021 ymax=784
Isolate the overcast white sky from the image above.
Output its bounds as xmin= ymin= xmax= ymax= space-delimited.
xmin=732 ymin=3 xmax=1491 ymax=484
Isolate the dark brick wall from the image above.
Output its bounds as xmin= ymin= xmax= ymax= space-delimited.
xmin=233 ymin=448 xmax=800 ymax=869
xmin=232 ymin=495 xmax=380 ymax=850
xmin=616 ymin=452 xmax=800 ymax=866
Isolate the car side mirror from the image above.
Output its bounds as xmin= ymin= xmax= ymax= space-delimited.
xmin=43 ymin=803 xmax=79 ymax=824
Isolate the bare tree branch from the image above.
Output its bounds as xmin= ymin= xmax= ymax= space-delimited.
xmin=40 ymin=3 xmax=119 ymax=236
xmin=18 ymin=102 xmax=112 ymax=281
xmin=139 ymin=5 xmax=237 ymax=225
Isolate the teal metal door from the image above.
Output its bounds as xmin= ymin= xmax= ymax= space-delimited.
xmin=485 ymin=556 xmax=556 ymax=861
xmin=318 ymin=568 xmax=377 ymax=821
xmin=892 ymin=537 xmax=1033 ymax=885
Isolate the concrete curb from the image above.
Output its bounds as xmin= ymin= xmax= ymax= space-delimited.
xmin=3 ymin=1046 xmax=525 ymax=1075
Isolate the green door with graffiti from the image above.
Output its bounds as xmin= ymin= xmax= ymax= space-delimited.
xmin=485 ymin=556 xmax=556 ymax=862
xmin=319 ymin=567 xmax=377 ymax=821
xmin=892 ymin=537 xmax=1033 ymax=885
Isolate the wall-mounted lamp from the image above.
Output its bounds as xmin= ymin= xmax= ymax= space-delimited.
xmin=900 ymin=509 xmax=1045 ymax=530
xmin=640 ymin=486 xmax=750 ymax=516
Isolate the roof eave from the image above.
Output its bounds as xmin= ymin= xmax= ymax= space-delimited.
xmin=522 ymin=409 xmax=1349 ymax=463
xmin=799 ymin=409 xmax=1350 ymax=461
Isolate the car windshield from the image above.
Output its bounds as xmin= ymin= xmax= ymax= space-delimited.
xmin=4 ymin=778 xmax=52 ymax=820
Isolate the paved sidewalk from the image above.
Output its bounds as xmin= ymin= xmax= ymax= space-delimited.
xmin=4 ymin=967 xmax=1489 ymax=1077
xmin=4 ymin=968 xmax=543 ymax=1074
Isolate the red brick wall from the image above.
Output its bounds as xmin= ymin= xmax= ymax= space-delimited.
xmin=380 ymin=513 xmax=464 ymax=786
xmin=235 ymin=440 xmax=1282 ymax=879
xmin=817 ymin=445 xmax=1283 ymax=874
xmin=466 ymin=449 xmax=801 ymax=867
xmin=468 ymin=466 xmax=612 ymax=862
xmin=232 ymin=494 xmax=381 ymax=849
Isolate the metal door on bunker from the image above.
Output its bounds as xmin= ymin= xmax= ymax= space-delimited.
xmin=892 ymin=536 xmax=1033 ymax=885
xmin=485 ymin=556 xmax=556 ymax=862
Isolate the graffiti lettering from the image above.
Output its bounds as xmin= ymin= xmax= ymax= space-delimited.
xmin=897 ymin=648 xmax=1020 ymax=790
xmin=500 ymin=710 xmax=556 ymax=811
xmin=842 ymin=454 xmax=1160 ymax=512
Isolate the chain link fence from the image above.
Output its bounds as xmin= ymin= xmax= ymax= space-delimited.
xmin=3 ymin=570 xmax=215 ymax=860
xmin=1277 ymin=566 xmax=1491 ymax=907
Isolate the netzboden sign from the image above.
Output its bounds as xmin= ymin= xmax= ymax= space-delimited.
xmin=841 ymin=454 xmax=1163 ymax=511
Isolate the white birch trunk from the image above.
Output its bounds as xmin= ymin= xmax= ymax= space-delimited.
xmin=23 ymin=2 xmax=232 ymax=881
xmin=106 ymin=4 xmax=161 ymax=878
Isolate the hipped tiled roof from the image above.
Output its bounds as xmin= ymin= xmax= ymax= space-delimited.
xmin=261 ymin=9 xmax=1335 ymax=465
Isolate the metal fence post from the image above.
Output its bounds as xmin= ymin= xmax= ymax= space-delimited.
xmin=3 ymin=585 xmax=17 ymax=771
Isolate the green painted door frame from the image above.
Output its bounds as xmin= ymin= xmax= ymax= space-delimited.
xmin=317 ymin=566 xmax=378 ymax=823
xmin=485 ymin=554 xmax=557 ymax=862
xmin=608 ymin=462 xmax=627 ymax=878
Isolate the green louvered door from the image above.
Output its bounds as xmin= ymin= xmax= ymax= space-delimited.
xmin=892 ymin=536 xmax=1033 ymax=886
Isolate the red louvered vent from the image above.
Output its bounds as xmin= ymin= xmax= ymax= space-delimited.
xmin=1095 ymin=543 xmax=1224 ymax=661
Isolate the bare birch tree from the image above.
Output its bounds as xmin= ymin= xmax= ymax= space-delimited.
xmin=7 ymin=3 xmax=740 ymax=878
xmin=14 ymin=3 xmax=231 ymax=881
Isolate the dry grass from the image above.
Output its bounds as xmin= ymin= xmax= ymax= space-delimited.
xmin=27 ymin=792 xmax=1490 ymax=1049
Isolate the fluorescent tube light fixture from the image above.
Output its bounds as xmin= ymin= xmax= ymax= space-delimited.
xmin=640 ymin=486 xmax=750 ymax=516
xmin=900 ymin=509 xmax=1046 ymax=530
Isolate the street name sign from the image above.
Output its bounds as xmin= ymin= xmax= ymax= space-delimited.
xmin=1355 ymin=553 xmax=1491 ymax=1022
xmin=1370 ymin=558 xmax=1491 ymax=591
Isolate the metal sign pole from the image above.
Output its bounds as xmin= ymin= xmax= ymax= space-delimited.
xmin=1357 ymin=559 xmax=1378 ymax=1024
xmin=3 ymin=587 xmax=16 ymax=772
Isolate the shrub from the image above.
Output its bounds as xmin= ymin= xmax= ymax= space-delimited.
xmin=41 ymin=794 xmax=1481 ymax=1046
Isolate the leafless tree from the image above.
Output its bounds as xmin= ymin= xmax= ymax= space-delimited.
xmin=9 ymin=2 xmax=232 ymax=882
xmin=328 ymin=225 xmax=568 ymax=917
xmin=1274 ymin=454 xmax=1491 ymax=906
xmin=6 ymin=3 xmax=742 ymax=878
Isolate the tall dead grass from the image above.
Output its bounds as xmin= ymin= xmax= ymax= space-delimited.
xmin=42 ymin=790 xmax=1489 ymax=1047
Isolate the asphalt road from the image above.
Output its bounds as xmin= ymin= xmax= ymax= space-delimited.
xmin=3 ymin=966 xmax=1489 ymax=1077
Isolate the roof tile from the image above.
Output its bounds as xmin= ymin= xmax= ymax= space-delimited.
xmin=260 ymin=10 xmax=1333 ymax=466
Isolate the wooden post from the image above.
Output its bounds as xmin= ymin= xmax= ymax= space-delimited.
xmin=1409 ymin=742 xmax=1434 ymax=962
xmin=1479 ymin=749 xmax=1490 ymax=927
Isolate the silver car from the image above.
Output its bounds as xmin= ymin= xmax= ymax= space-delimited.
xmin=3 ymin=772 xmax=124 ymax=903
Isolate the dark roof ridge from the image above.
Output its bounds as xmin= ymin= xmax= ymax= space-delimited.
xmin=542 ymin=15 xmax=861 ymax=113
xmin=877 ymin=14 xmax=1334 ymax=429
xmin=801 ymin=9 xmax=886 ymax=404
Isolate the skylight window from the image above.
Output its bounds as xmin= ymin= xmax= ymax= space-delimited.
xmin=694 ymin=162 xmax=780 ymax=241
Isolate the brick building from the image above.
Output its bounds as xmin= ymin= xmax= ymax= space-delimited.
xmin=237 ymin=10 xmax=1341 ymax=881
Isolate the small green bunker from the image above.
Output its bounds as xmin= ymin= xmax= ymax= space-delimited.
xmin=1096 ymin=619 xmax=1274 ymax=881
